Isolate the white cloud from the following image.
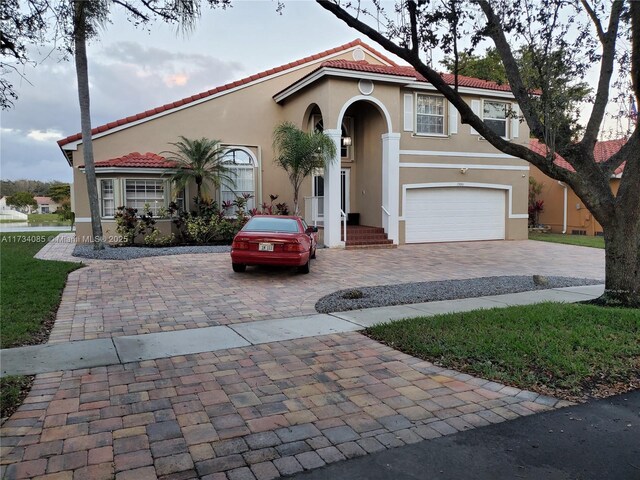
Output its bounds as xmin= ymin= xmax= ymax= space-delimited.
xmin=27 ymin=129 xmax=64 ymax=142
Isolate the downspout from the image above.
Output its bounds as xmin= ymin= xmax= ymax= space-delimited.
xmin=558 ymin=181 xmax=568 ymax=234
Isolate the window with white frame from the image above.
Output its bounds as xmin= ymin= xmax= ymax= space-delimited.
xmin=173 ymin=188 xmax=186 ymax=212
xmin=125 ymin=179 xmax=164 ymax=216
xmin=416 ymin=94 xmax=445 ymax=135
xmin=100 ymin=179 xmax=115 ymax=217
xmin=483 ymin=100 xmax=508 ymax=137
xmin=221 ymin=149 xmax=256 ymax=214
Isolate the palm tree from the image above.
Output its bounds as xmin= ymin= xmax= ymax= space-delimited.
xmin=163 ymin=136 xmax=235 ymax=212
xmin=73 ymin=0 xmax=109 ymax=250
xmin=273 ymin=121 xmax=337 ymax=216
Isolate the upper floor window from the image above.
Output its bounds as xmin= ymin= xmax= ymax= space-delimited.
xmin=125 ymin=179 xmax=164 ymax=216
xmin=483 ymin=100 xmax=508 ymax=137
xmin=221 ymin=149 xmax=256 ymax=214
xmin=416 ymin=94 xmax=445 ymax=135
xmin=100 ymin=179 xmax=115 ymax=217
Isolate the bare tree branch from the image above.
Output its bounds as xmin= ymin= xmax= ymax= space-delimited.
xmin=580 ymin=0 xmax=625 ymax=147
xmin=580 ymin=0 xmax=605 ymax=42
xmin=407 ymin=0 xmax=419 ymax=55
xmin=476 ymin=0 xmax=546 ymax=140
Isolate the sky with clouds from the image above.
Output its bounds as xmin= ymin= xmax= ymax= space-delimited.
xmin=0 ymin=1 xmax=376 ymax=182
xmin=0 ymin=1 xmax=628 ymax=183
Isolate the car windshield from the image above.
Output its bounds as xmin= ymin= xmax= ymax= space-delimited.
xmin=243 ymin=217 xmax=300 ymax=233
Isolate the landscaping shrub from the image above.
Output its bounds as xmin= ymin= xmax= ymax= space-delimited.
xmin=143 ymin=229 xmax=176 ymax=247
xmin=115 ymin=205 xmax=156 ymax=245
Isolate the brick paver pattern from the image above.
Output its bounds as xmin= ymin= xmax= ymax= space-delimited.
xmin=48 ymin=240 xmax=604 ymax=342
xmin=0 ymin=333 xmax=569 ymax=480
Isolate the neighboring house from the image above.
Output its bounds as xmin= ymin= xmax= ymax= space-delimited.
xmin=34 ymin=196 xmax=60 ymax=214
xmin=529 ymin=138 xmax=626 ymax=236
xmin=58 ymin=39 xmax=531 ymax=246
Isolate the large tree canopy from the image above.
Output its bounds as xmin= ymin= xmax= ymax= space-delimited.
xmin=318 ymin=0 xmax=639 ymax=306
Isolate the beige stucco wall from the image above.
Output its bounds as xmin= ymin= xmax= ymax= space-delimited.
xmin=70 ymin=49 xmax=388 ymax=232
xmin=67 ymin=43 xmax=532 ymax=245
xmin=530 ymin=165 xmax=617 ymax=236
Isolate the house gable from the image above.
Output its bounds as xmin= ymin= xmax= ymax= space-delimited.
xmin=58 ymin=39 xmax=396 ymax=162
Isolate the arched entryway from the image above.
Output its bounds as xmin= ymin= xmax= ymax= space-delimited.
xmin=322 ymin=96 xmax=400 ymax=247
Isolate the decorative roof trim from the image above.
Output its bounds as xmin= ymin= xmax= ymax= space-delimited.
xmin=274 ymin=67 xmax=413 ymax=103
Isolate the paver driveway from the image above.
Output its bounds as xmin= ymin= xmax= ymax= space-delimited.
xmin=0 ymin=333 xmax=567 ymax=480
xmin=50 ymin=241 xmax=604 ymax=343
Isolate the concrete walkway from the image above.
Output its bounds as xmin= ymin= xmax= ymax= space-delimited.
xmin=0 ymin=284 xmax=604 ymax=378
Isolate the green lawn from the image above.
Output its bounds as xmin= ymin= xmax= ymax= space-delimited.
xmin=529 ymin=232 xmax=605 ymax=249
xmin=367 ymin=303 xmax=640 ymax=399
xmin=1 ymin=232 xmax=81 ymax=348
xmin=0 ymin=376 xmax=34 ymax=419
xmin=27 ymin=213 xmax=71 ymax=224
xmin=0 ymin=232 xmax=81 ymax=418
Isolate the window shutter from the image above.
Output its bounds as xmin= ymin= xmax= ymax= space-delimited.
xmin=403 ymin=94 xmax=414 ymax=132
xmin=470 ymin=99 xmax=481 ymax=135
xmin=511 ymin=103 xmax=519 ymax=139
xmin=448 ymin=101 xmax=458 ymax=134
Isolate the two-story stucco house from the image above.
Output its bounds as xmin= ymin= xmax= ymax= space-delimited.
xmin=58 ymin=39 xmax=530 ymax=247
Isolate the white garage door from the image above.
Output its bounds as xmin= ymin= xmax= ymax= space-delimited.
xmin=405 ymin=187 xmax=506 ymax=243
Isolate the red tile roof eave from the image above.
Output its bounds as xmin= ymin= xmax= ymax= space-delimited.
xmin=57 ymin=39 xmax=397 ymax=149
xmin=78 ymin=152 xmax=182 ymax=169
xmin=528 ymin=138 xmax=627 ymax=175
xmin=274 ymin=60 xmax=522 ymax=101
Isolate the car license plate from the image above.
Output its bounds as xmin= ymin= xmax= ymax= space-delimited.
xmin=258 ymin=243 xmax=274 ymax=252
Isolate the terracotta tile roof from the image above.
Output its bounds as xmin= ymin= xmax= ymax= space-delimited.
xmin=320 ymin=59 xmax=514 ymax=92
xmin=529 ymin=139 xmax=627 ymax=175
xmin=34 ymin=196 xmax=53 ymax=204
xmin=81 ymin=152 xmax=179 ymax=169
xmin=58 ymin=40 xmax=397 ymax=148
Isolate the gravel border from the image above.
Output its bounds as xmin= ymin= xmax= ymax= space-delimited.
xmin=315 ymin=276 xmax=603 ymax=313
xmin=73 ymin=244 xmax=230 ymax=260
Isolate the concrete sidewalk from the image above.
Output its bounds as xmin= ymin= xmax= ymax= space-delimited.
xmin=291 ymin=389 xmax=640 ymax=480
xmin=0 ymin=285 xmax=604 ymax=377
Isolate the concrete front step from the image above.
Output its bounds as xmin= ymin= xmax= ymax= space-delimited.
xmin=346 ymin=235 xmax=391 ymax=241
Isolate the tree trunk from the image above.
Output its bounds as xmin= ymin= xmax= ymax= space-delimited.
xmin=599 ymin=214 xmax=640 ymax=308
xmin=73 ymin=1 xmax=104 ymax=250
xmin=293 ymin=185 xmax=300 ymax=216
xmin=196 ymin=181 xmax=201 ymax=213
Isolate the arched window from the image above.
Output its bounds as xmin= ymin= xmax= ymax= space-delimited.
xmin=221 ymin=149 xmax=256 ymax=214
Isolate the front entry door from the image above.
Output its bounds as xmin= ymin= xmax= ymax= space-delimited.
xmin=313 ymin=168 xmax=349 ymax=215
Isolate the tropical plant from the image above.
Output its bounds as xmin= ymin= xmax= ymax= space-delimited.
xmin=163 ymin=136 xmax=235 ymax=213
xmin=273 ymin=121 xmax=337 ymax=216
xmin=114 ymin=206 xmax=156 ymax=245
xmin=528 ymin=177 xmax=545 ymax=227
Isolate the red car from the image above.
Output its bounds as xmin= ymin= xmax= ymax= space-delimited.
xmin=230 ymin=216 xmax=318 ymax=274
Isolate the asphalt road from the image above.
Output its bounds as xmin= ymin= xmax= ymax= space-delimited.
xmin=292 ymin=390 xmax=640 ymax=480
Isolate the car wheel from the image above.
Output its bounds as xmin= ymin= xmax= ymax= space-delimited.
xmin=298 ymin=259 xmax=310 ymax=274
xmin=310 ymin=247 xmax=316 ymax=259
xmin=232 ymin=263 xmax=246 ymax=273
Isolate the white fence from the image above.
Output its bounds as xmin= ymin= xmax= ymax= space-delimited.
xmin=0 ymin=207 xmax=28 ymax=220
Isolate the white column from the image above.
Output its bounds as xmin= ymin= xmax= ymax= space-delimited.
xmin=382 ymin=133 xmax=401 ymax=244
xmin=323 ymin=129 xmax=343 ymax=248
